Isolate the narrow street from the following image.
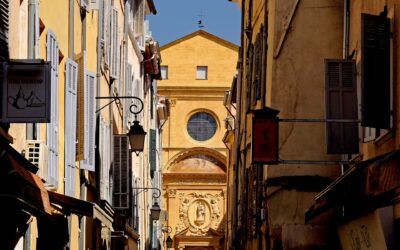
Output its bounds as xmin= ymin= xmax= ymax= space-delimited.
xmin=0 ymin=0 xmax=399 ymax=250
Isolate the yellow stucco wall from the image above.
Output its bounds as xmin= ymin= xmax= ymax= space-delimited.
xmin=159 ymin=30 xmax=237 ymax=249
xmin=159 ymin=30 xmax=238 ymax=165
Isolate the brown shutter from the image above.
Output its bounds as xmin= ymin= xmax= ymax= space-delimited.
xmin=325 ymin=59 xmax=359 ymax=154
xmin=113 ymin=135 xmax=131 ymax=210
xmin=246 ymin=43 xmax=253 ymax=111
xmin=361 ymin=13 xmax=391 ymax=129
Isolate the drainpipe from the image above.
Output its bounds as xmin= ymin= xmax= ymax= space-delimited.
xmin=69 ymin=0 xmax=74 ymax=59
xmin=27 ymin=0 xmax=38 ymax=140
xmin=343 ymin=0 xmax=350 ymax=59
xmin=79 ymin=3 xmax=89 ymax=250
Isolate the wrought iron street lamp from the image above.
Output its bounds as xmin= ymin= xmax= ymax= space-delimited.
xmin=160 ymin=226 xmax=173 ymax=248
xmin=96 ymin=96 xmax=146 ymax=155
xmin=132 ymin=187 xmax=162 ymax=221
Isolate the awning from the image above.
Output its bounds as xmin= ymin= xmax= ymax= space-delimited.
xmin=48 ymin=191 xmax=113 ymax=230
xmin=306 ymin=150 xmax=400 ymax=223
xmin=0 ymin=141 xmax=52 ymax=216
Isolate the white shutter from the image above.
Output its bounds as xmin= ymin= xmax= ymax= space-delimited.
xmin=102 ymin=0 xmax=110 ymax=67
xmin=81 ymin=71 xmax=96 ymax=171
xmin=46 ymin=30 xmax=59 ymax=189
xmin=124 ymin=63 xmax=133 ymax=130
xmin=65 ymin=58 xmax=78 ymax=197
xmin=110 ymin=7 xmax=119 ymax=79
xmin=100 ymin=117 xmax=111 ymax=201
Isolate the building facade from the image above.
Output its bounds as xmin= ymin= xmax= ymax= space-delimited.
xmin=226 ymin=0 xmax=400 ymax=249
xmin=158 ymin=30 xmax=238 ymax=250
xmin=225 ymin=0 xmax=347 ymax=249
xmin=0 ymin=0 xmax=163 ymax=249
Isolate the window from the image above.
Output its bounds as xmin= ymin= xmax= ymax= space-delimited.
xmin=196 ymin=66 xmax=208 ymax=80
xmin=161 ymin=66 xmax=168 ymax=80
xmin=187 ymin=112 xmax=217 ymax=141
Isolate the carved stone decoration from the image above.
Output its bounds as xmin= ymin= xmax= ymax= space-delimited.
xmin=175 ymin=192 xmax=223 ymax=236
xmin=168 ymin=189 xmax=177 ymax=198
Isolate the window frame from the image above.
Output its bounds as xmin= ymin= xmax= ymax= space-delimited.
xmin=196 ymin=66 xmax=208 ymax=80
xmin=187 ymin=111 xmax=218 ymax=142
xmin=161 ymin=65 xmax=168 ymax=80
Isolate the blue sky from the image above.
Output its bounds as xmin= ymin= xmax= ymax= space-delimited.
xmin=147 ymin=0 xmax=241 ymax=46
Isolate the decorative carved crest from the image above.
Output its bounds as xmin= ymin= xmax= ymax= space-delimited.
xmin=175 ymin=192 xmax=224 ymax=236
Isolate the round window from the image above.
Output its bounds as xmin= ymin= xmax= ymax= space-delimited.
xmin=187 ymin=112 xmax=217 ymax=141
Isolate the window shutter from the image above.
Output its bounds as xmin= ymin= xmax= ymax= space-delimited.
xmin=246 ymin=43 xmax=254 ymax=111
xmin=102 ymin=0 xmax=110 ymax=67
xmin=149 ymin=129 xmax=156 ymax=178
xmin=100 ymin=117 xmax=111 ymax=201
xmin=76 ymin=52 xmax=86 ymax=161
xmin=46 ymin=30 xmax=59 ymax=189
xmin=81 ymin=71 xmax=96 ymax=171
xmin=0 ymin=0 xmax=9 ymax=61
xmin=110 ymin=7 xmax=119 ymax=79
xmin=113 ymin=135 xmax=131 ymax=209
xmin=361 ymin=13 xmax=391 ymax=129
xmin=124 ymin=63 xmax=133 ymax=130
xmin=325 ymin=59 xmax=358 ymax=154
xmin=65 ymin=59 xmax=78 ymax=197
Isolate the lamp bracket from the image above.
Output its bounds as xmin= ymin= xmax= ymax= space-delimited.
xmin=95 ymin=96 xmax=144 ymax=115
xmin=132 ymin=187 xmax=161 ymax=198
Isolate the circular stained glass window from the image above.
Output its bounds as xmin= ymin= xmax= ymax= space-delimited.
xmin=187 ymin=112 xmax=217 ymax=141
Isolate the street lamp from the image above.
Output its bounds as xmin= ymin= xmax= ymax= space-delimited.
xmin=166 ymin=235 xmax=173 ymax=248
xmin=132 ymin=187 xmax=162 ymax=221
xmin=95 ymin=96 xmax=146 ymax=155
xmin=161 ymin=226 xmax=173 ymax=248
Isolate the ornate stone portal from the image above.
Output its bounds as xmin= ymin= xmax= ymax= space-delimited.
xmin=176 ymin=192 xmax=224 ymax=236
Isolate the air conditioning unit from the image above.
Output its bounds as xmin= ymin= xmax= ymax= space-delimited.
xmin=225 ymin=116 xmax=235 ymax=131
xmin=25 ymin=140 xmax=49 ymax=182
xmin=80 ymin=0 xmax=90 ymax=11
xmin=157 ymin=104 xmax=168 ymax=121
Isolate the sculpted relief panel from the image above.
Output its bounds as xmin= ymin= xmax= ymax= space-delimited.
xmin=176 ymin=192 xmax=224 ymax=235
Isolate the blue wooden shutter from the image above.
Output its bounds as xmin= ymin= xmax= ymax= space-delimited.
xmin=325 ymin=59 xmax=358 ymax=154
xmin=149 ymin=129 xmax=156 ymax=178
xmin=113 ymin=135 xmax=131 ymax=209
xmin=46 ymin=29 xmax=59 ymax=189
xmin=81 ymin=71 xmax=96 ymax=171
xmin=361 ymin=13 xmax=391 ymax=128
xmin=65 ymin=59 xmax=78 ymax=196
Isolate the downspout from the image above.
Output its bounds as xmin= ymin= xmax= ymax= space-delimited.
xmin=343 ymin=0 xmax=350 ymax=59
xmin=79 ymin=2 xmax=89 ymax=249
xmin=27 ymin=0 xmax=38 ymax=140
xmin=69 ymin=0 xmax=74 ymax=59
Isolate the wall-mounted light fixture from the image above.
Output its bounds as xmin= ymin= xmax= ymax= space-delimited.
xmin=96 ymin=96 xmax=146 ymax=155
xmin=132 ymin=187 xmax=162 ymax=220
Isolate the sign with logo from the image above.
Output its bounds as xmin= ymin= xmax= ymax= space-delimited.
xmin=252 ymin=117 xmax=279 ymax=164
xmin=1 ymin=60 xmax=51 ymax=122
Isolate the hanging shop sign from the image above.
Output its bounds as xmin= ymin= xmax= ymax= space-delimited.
xmin=1 ymin=60 xmax=51 ymax=123
xmin=251 ymin=107 xmax=280 ymax=164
